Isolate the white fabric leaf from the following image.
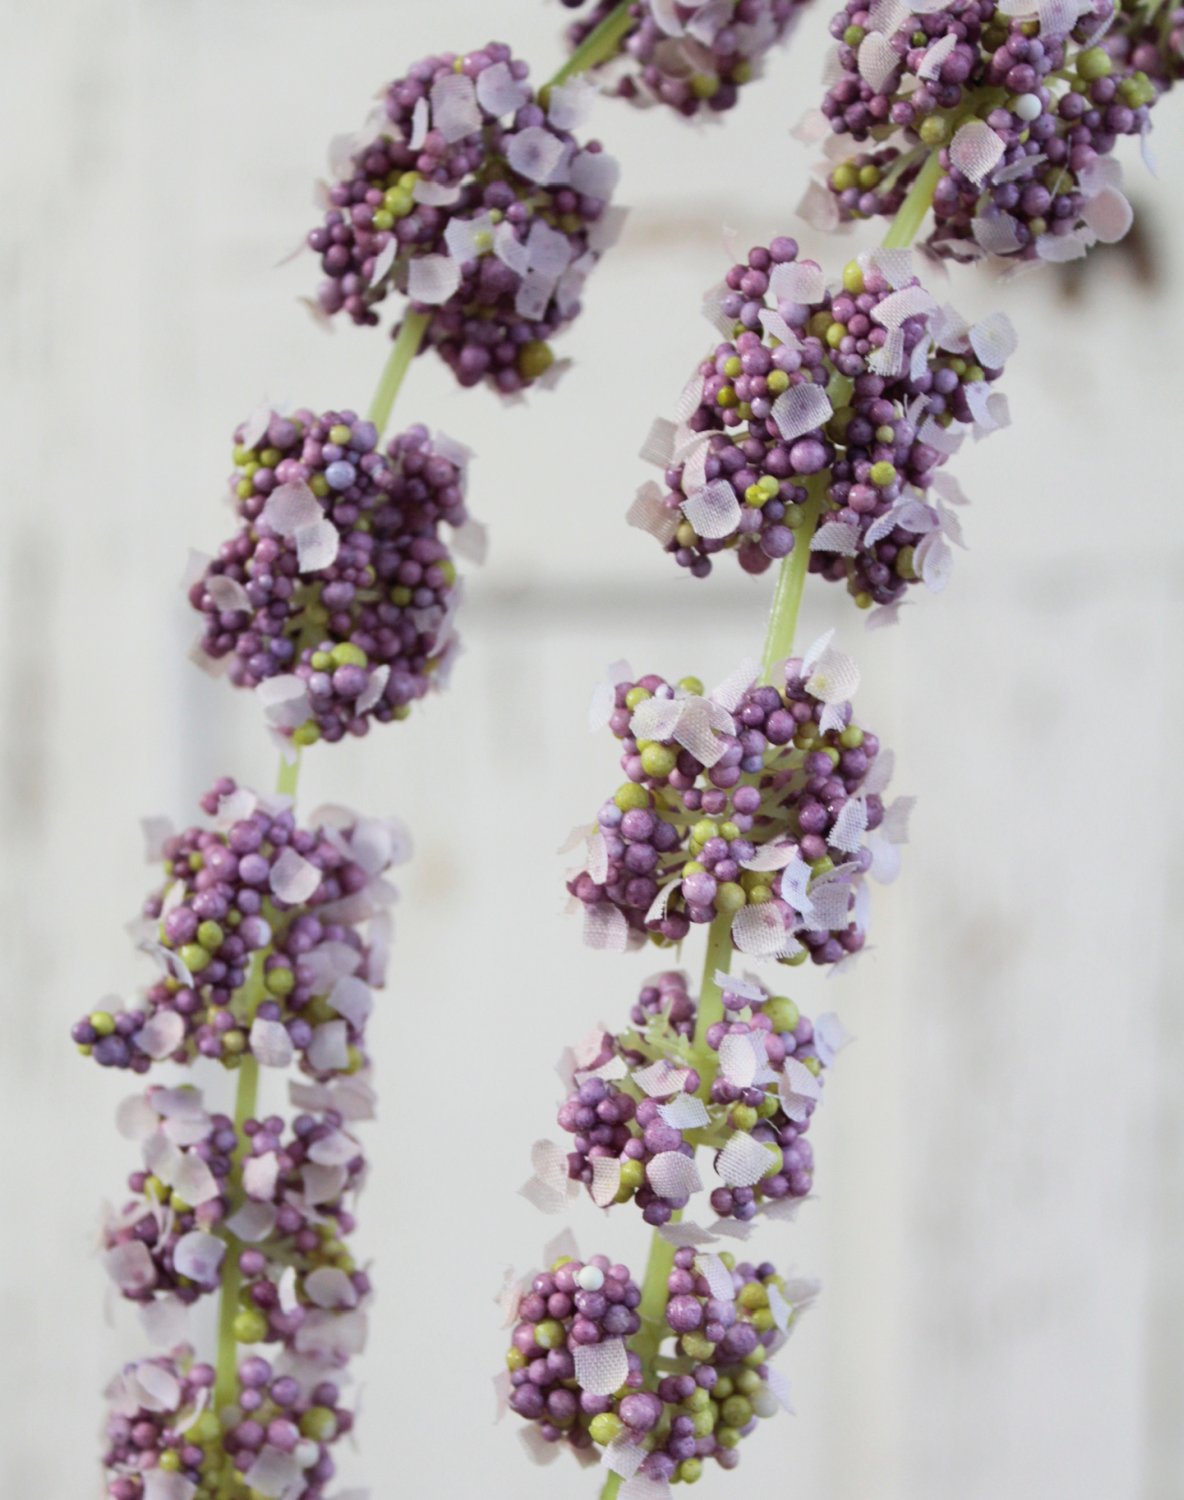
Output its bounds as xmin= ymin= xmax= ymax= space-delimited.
xmin=858 ymin=31 xmax=900 ymax=90
xmin=695 ymin=1253 xmax=735 ymax=1302
xmin=803 ymin=632 xmax=860 ymax=704
xmin=779 ymin=1057 xmax=822 ymax=1123
xmin=950 ymin=120 xmax=1005 ymax=187
xmin=769 ymin=260 xmax=826 ymax=305
xmin=916 ymin=529 xmax=953 ymax=592
xmin=171 ymin=1152 xmax=220 ymax=1206
xmin=133 ymin=1361 xmax=181 ymax=1414
xmin=658 ymin=1094 xmax=710 ymax=1130
xmin=767 ymin=1365 xmax=795 ymax=1413
xmin=811 ymin=521 xmax=861 ymax=557
xmin=813 ymin=1012 xmax=851 ymax=1066
xmin=519 ymin=1139 xmax=575 ymax=1214
xmin=603 ymin=1438 xmax=648 ymax=1480
xmin=658 ymin=1220 xmax=719 ymax=1249
xmin=716 ymin=1132 xmax=778 ymax=1187
xmin=257 ymin=674 xmax=310 ymax=731
xmin=370 ymin=238 xmax=397 ymax=289
xmin=918 ymin=32 xmax=958 ymax=78
xmin=741 ymin=841 xmax=798 ymax=872
xmin=682 ymin=480 xmax=741 ymax=540
xmin=719 ymin=1032 xmax=760 ymax=1088
xmin=828 ymin=797 xmax=869 ymax=854
xmin=573 ymin=1338 xmax=629 ymax=1396
xmin=547 ymin=77 xmax=595 ymax=129
xmin=771 ymin=383 xmax=832 ymax=442
xmin=731 ymin=903 xmax=801 ymax=960
xmin=143 ymin=1473 xmax=197 ymax=1500
xmin=632 ymin=1060 xmax=691 ymax=1098
xmin=243 ymin=1448 xmax=303 ymax=1500
xmin=308 ymin=1130 xmax=362 ymax=1167
xmin=873 ymin=285 xmax=936 ymax=330
xmin=647 ymin=1151 xmax=703 ymax=1198
xmin=917 ymin=416 xmax=963 ymax=455
xmin=302 ymin=1162 xmax=348 ymax=1207
xmin=973 ymin=210 xmax=1023 ymax=256
xmin=590 ymin=1156 xmax=622 ymax=1208
xmin=867 ymin=326 xmax=906 ymax=377
xmin=293 ymin=515 xmax=339 ymax=572
xmin=969 ymin=311 xmax=1018 ymax=369
xmin=709 ymin=657 xmax=758 ymax=713
xmin=628 ymin=481 xmax=680 ymax=545
xmin=355 ymin=665 xmax=390 ymax=715
xmin=583 ymin=901 xmax=631 ymax=952
xmin=328 ymin=975 xmax=373 ymax=1030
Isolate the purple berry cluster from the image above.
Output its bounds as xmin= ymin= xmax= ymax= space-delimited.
xmin=506 ymin=1253 xmax=644 ymax=1443
xmin=504 ymin=1244 xmax=808 ymax=1481
xmin=569 ymin=648 xmax=910 ymax=962
xmin=631 ymin=238 xmax=1013 ymax=607
xmin=190 ymin=408 xmax=474 ymax=742
xmin=104 ymin=1349 xmax=353 ymax=1500
xmin=813 ymin=0 xmax=1170 ymax=261
xmin=104 ymin=1084 xmax=369 ymax=1359
xmin=559 ymin=0 xmax=805 ymax=116
xmin=554 ymin=972 xmax=836 ymax=1227
xmin=307 ymin=42 xmax=620 ymax=392
xmin=70 ymin=779 xmax=403 ymax=1074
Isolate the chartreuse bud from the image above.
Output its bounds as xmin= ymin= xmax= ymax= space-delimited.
xmin=1077 ymin=45 xmax=1111 ymax=79
xmin=517 ymin=341 xmax=554 ymax=380
xmin=614 ymin=783 xmax=650 ymax=813
xmin=328 ymin=424 xmax=352 ymax=446
xmin=179 ymin=943 xmax=211 ymax=974
xmin=681 ymin=1332 xmax=715 ymax=1361
xmin=266 ymin=966 xmax=295 ymax=997
xmin=842 ymin=260 xmax=864 ymax=294
xmin=589 ymin=1413 xmax=623 ymax=1445
xmin=535 ymin=1319 xmax=565 ymax=1350
xmin=330 ymin=642 xmax=367 ymax=668
xmin=90 ymin=1011 xmax=116 ymax=1036
xmin=234 ymin=1310 xmax=268 ymax=1343
xmin=716 ymin=882 xmax=747 ymax=914
xmin=506 ymin=1347 xmax=526 ymax=1371
xmin=678 ymin=675 xmax=704 ymax=695
xmin=300 ymin=1407 xmax=338 ymax=1443
xmin=765 ymin=996 xmax=800 ymax=1033
xmin=617 ymin=1158 xmax=645 ymax=1197
xmin=641 ymin=744 xmax=677 ymax=777
xmin=625 ymin=685 xmax=651 ymax=710
xmin=680 ymin=1458 xmax=704 ymax=1482
xmin=197 ymin=920 xmax=223 ymax=951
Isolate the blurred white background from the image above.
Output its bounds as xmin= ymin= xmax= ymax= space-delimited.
xmin=2 ymin=1 xmax=1182 ymax=1497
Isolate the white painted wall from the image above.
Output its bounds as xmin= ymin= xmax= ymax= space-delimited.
xmin=1 ymin=2 xmax=1182 ymax=1498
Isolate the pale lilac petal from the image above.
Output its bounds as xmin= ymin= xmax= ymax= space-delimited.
xmin=813 ymin=1012 xmax=852 ymax=1066
xmin=302 ymin=1162 xmax=348 ymax=1207
xmin=136 ymin=1012 xmax=184 ymax=1061
xmin=570 ymin=150 xmax=620 ymax=200
xmin=873 ymin=285 xmax=937 ymax=329
xmin=250 ymin=1018 xmax=294 ymax=1069
xmin=294 ymin=517 xmax=339 ymax=573
xmin=628 ymin=481 xmax=680 ymax=545
xmin=828 ymin=796 xmax=869 ymax=853
xmin=205 ymin=575 xmax=252 ymax=613
xmin=590 ymin=1157 xmax=622 ymax=1208
xmin=173 ymin=1231 xmax=225 ymax=1287
xmin=583 ymin=902 xmax=631 ymax=952
xmin=308 ymin=1130 xmax=362 ymax=1167
xmin=243 ymin=1448 xmax=303 ymax=1500
xmin=731 ymin=903 xmax=801 ymax=959
xmin=811 ymin=520 xmax=861 ymax=557
xmin=476 ymin=60 xmax=529 ymax=117
xmin=105 ymin=1240 xmax=157 ymax=1294
xmin=243 ymin=1151 xmax=280 ymax=1201
xmin=630 ymin=696 xmax=683 ymax=742
xmin=858 ymin=31 xmax=900 ymax=89
xmin=506 ymin=126 xmax=566 ymax=185
xmin=308 ymin=1021 xmax=349 ymax=1073
xmin=406 ymin=254 xmax=462 ymax=305
xmin=658 ymin=1094 xmax=710 ymax=1130
xmin=270 ymin=848 xmax=322 ymax=905
xmin=429 ymin=73 xmax=481 ymax=143
xmin=574 ymin=1338 xmax=629 ymax=1396
xmin=769 ymin=260 xmax=826 ymax=304
xmin=1081 ymin=185 xmax=1133 ymax=243
xmin=969 ymin=310 xmax=1018 ymax=368
xmin=262 ymin=481 xmax=322 ymax=538
xmin=547 ymin=78 xmax=595 ymax=129
xmin=695 ymin=1253 xmax=735 ymax=1302
xmin=632 ymin=1060 xmax=691 ymax=1097
xmin=779 ymin=1057 xmax=822 ymax=1122
xmin=228 ymin=1202 xmax=277 ymax=1242
xmin=305 ymin=1267 xmax=359 ymax=1309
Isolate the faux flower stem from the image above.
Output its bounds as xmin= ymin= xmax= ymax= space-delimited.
xmin=692 ymin=913 xmax=736 ymax=1100
xmin=760 ymin=478 xmax=826 ymax=683
xmin=549 ymin=0 xmax=634 ymax=89
xmin=213 ymin=751 xmax=303 ymax=1418
xmin=881 ymin=148 xmax=943 ymax=249
xmin=368 ymin=310 xmax=431 ymax=436
xmin=600 ymin=1474 xmax=623 ymax=1500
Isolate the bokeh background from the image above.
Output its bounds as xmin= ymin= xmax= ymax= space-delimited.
xmin=2 ymin=1 xmax=1182 ymax=1497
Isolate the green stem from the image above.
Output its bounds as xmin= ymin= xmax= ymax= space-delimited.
xmin=368 ymin=310 xmax=430 ymax=437
xmin=599 ymin=1474 xmax=623 ymax=1500
xmin=881 ymin=148 xmax=943 ymax=250
xmin=760 ymin=478 xmax=825 ymax=683
xmin=549 ymin=0 xmax=634 ymax=88
xmin=212 ymin=751 xmax=302 ymax=1421
xmin=691 ymin=914 xmax=735 ymax=1101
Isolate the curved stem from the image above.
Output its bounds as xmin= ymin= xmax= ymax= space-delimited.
xmin=369 ymin=310 xmax=430 ymax=437
xmin=760 ymin=477 xmax=825 ymax=683
xmin=549 ymin=0 xmax=634 ymax=89
xmin=882 ymin=148 xmax=942 ymax=250
xmin=599 ymin=1474 xmax=623 ymax=1500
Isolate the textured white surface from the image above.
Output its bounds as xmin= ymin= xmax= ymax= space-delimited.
xmin=1 ymin=2 xmax=1183 ymax=1499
